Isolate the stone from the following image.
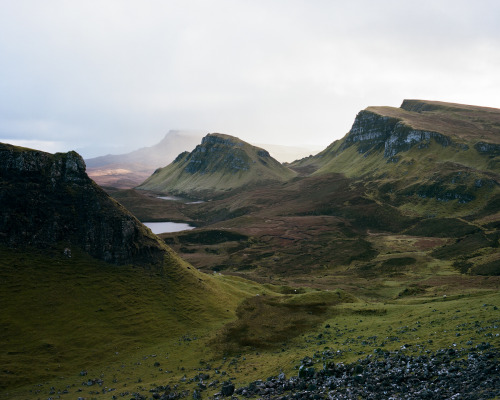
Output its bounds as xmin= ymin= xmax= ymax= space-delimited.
xmin=220 ymin=382 xmax=235 ymax=397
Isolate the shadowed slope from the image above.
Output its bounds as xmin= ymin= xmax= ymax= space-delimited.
xmin=0 ymin=143 xmax=166 ymax=266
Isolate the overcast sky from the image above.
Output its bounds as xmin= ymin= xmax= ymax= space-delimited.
xmin=1 ymin=0 xmax=499 ymax=158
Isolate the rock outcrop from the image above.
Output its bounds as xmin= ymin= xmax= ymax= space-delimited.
xmin=341 ymin=109 xmax=461 ymax=159
xmin=0 ymin=143 xmax=167 ymax=266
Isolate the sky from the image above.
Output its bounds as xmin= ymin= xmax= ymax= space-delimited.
xmin=1 ymin=0 xmax=499 ymax=158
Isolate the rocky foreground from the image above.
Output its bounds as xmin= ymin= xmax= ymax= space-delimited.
xmin=108 ymin=344 xmax=500 ymax=400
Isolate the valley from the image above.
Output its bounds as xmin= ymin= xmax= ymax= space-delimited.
xmin=1 ymin=100 xmax=500 ymax=399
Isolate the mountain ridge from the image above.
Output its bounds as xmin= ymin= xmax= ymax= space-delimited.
xmin=137 ymin=133 xmax=297 ymax=199
xmin=289 ymin=100 xmax=500 ymax=217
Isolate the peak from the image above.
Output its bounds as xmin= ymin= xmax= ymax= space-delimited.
xmin=202 ymin=133 xmax=244 ymax=146
xmin=138 ymin=133 xmax=296 ymax=197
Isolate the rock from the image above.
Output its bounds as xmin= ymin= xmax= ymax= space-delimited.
xmin=0 ymin=143 xmax=167 ymax=267
xmin=341 ymin=109 xmax=458 ymax=159
xmin=234 ymin=346 xmax=500 ymax=399
xmin=220 ymin=382 xmax=235 ymax=397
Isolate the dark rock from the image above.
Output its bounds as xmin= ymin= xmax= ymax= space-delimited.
xmin=341 ymin=110 xmax=456 ymax=158
xmin=220 ymin=382 xmax=235 ymax=397
xmin=0 ymin=143 xmax=167 ymax=267
xmin=234 ymin=346 xmax=500 ymax=400
xmin=475 ymin=141 xmax=500 ymax=156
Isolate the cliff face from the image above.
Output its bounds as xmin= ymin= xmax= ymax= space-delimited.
xmin=341 ymin=110 xmax=461 ymax=159
xmin=289 ymin=100 xmax=500 ymax=214
xmin=183 ymin=134 xmax=252 ymax=174
xmin=0 ymin=143 xmax=166 ymax=266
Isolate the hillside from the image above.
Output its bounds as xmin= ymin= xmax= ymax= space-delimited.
xmin=124 ymin=100 xmax=500 ymax=280
xmin=0 ymin=142 xmax=267 ymax=396
xmin=137 ymin=133 xmax=297 ymax=199
xmin=85 ymin=130 xmax=204 ymax=188
xmin=291 ymin=100 xmax=500 ymax=219
xmin=3 ymin=107 xmax=500 ymax=399
xmin=0 ymin=142 xmax=169 ymax=266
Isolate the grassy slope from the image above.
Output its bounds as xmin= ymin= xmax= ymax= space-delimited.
xmin=3 ymin=242 xmax=499 ymax=399
xmin=371 ymin=99 xmax=500 ymax=143
xmin=297 ymin=101 xmax=500 ymax=223
xmin=0 ymin=245 xmax=268 ymax=398
xmin=137 ymin=133 xmax=296 ymax=198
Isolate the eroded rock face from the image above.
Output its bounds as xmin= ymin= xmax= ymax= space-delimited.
xmin=342 ymin=110 xmax=457 ymax=158
xmin=184 ymin=134 xmax=251 ymax=174
xmin=0 ymin=143 xmax=166 ymax=266
xmin=475 ymin=141 xmax=500 ymax=157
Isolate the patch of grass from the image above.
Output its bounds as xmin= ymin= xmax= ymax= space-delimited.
xmin=398 ymin=284 xmax=429 ymax=297
xmin=405 ymin=218 xmax=479 ymax=238
xmin=0 ymin=245 xmax=263 ymax=393
xmin=471 ymin=260 xmax=500 ymax=276
xmin=213 ymin=290 xmax=357 ymax=354
xmin=432 ymin=232 xmax=494 ymax=259
xmin=381 ymin=257 xmax=416 ymax=268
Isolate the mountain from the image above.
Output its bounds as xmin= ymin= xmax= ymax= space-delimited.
xmin=122 ymin=100 xmax=500 ymax=278
xmin=137 ymin=133 xmax=297 ymax=198
xmin=291 ymin=99 xmax=500 ymax=218
xmin=85 ymin=130 xmax=205 ymax=188
xmin=3 ymin=106 xmax=500 ymax=399
xmin=0 ymin=142 xmax=174 ymax=266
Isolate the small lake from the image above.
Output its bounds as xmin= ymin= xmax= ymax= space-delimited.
xmin=157 ymin=196 xmax=205 ymax=204
xmin=144 ymin=222 xmax=195 ymax=234
xmin=158 ymin=195 xmax=184 ymax=201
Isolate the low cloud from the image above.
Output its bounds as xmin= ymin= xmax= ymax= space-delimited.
xmin=0 ymin=0 xmax=499 ymax=157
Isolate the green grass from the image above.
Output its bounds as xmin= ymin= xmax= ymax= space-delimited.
xmin=213 ymin=289 xmax=358 ymax=354
xmin=2 ymin=243 xmax=500 ymax=399
xmin=0 ymin=245 xmax=266 ymax=398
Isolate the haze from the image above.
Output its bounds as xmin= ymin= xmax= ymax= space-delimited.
xmin=1 ymin=0 xmax=499 ymax=158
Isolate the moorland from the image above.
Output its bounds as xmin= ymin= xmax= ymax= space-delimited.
xmin=1 ymin=100 xmax=499 ymax=399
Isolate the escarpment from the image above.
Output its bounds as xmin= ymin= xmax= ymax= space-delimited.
xmin=341 ymin=109 xmax=463 ymax=158
xmin=0 ymin=143 xmax=167 ymax=266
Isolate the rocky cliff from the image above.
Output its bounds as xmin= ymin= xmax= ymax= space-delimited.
xmin=0 ymin=143 xmax=167 ymax=266
xmin=293 ymin=99 xmax=500 ymax=172
xmin=340 ymin=109 xmax=462 ymax=159
xmin=137 ymin=133 xmax=297 ymax=198
xmin=289 ymin=100 xmax=500 ymax=217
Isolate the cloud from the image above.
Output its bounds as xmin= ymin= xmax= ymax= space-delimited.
xmin=0 ymin=0 xmax=499 ymax=157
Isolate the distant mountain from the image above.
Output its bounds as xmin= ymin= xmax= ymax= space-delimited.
xmin=0 ymin=142 xmax=172 ymax=266
xmin=137 ymin=133 xmax=297 ymax=198
xmin=85 ymin=130 xmax=205 ymax=188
